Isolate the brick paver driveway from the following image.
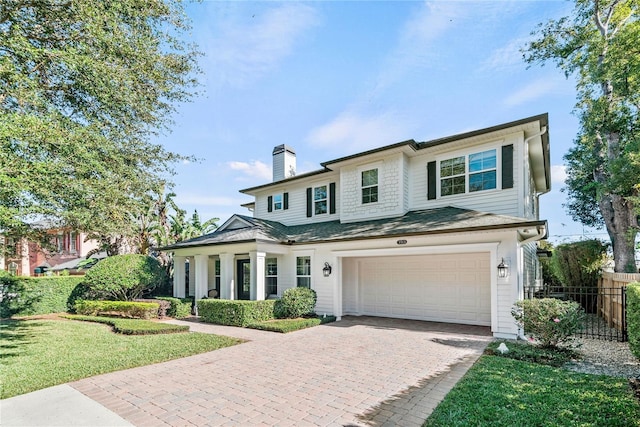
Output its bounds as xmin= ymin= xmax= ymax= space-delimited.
xmin=72 ymin=316 xmax=491 ymax=426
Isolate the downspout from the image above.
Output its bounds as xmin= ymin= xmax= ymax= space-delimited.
xmin=515 ymin=224 xmax=547 ymax=339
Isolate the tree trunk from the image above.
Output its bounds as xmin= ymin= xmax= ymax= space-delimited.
xmin=598 ymin=193 xmax=638 ymax=272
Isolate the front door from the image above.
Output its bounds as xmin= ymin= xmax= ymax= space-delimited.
xmin=237 ymin=259 xmax=251 ymax=300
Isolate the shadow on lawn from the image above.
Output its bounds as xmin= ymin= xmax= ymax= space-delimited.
xmin=0 ymin=319 xmax=49 ymax=358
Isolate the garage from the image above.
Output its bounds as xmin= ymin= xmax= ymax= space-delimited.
xmin=344 ymin=252 xmax=491 ymax=326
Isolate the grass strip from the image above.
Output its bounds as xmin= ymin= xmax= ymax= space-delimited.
xmin=62 ymin=314 xmax=189 ymax=335
xmin=0 ymin=319 xmax=242 ymax=399
xmin=424 ymin=355 xmax=640 ymax=427
xmin=247 ymin=315 xmax=336 ymax=333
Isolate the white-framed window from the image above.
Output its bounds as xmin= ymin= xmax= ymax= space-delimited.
xmin=314 ymin=185 xmax=327 ymax=215
xmin=296 ymin=256 xmax=311 ymax=288
xmin=440 ymin=149 xmax=497 ymax=196
xmin=56 ymin=234 xmax=63 ymax=252
xmin=265 ymin=257 xmax=278 ymax=296
xmin=69 ymin=232 xmax=77 ymax=253
xmin=468 ymin=150 xmax=497 ymax=192
xmin=273 ymin=194 xmax=283 ymax=210
xmin=361 ymin=168 xmax=378 ymax=204
xmin=214 ymin=258 xmax=221 ymax=297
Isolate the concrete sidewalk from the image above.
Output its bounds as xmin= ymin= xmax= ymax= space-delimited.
xmin=0 ymin=384 xmax=132 ymax=427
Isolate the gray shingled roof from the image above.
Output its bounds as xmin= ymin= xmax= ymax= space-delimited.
xmin=161 ymin=207 xmax=545 ymax=250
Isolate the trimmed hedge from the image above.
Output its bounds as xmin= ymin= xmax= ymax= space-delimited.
xmin=627 ymin=283 xmax=640 ymax=360
xmin=198 ymin=299 xmax=276 ymax=327
xmin=133 ymin=298 xmax=171 ymax=318
xmin=63 ymin=315 xmax=190 ymax=335
xmin=0 ymin=275 xmax=87 ymax=318
xmin=157 ymin=296 xmax=193 ymax=319
xmin=75 ymin=300 xmax=159 ymax=319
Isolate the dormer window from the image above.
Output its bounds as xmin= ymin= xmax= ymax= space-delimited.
xmin=440 ymin=149 xmax=497 ymax=196
xmin=361 ymin=168 xmax=378 ymax=204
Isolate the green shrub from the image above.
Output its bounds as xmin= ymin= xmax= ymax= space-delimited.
xmin=627 ymin=282 xmax=640 ymax=360
xmin=83 ymin=254 xmax=168 ymax=301
xmin=157 ymin=296 xmax=193 ymax=319
xmin=247 ymin=315 xmax=336 ymax=333
xmin=63 ymin=315 xmax=189 ymax=334
xmin=198 ymin=299 xmax=275 ymax=327
xmin=512 ymin=298 xmax=585 ymax=348
xmin=274 ymin=287 xmax=317 ymax=319
xmin=485 ymin=340 xmax=575 ymax=367
xmin=1 ymin=275 xmax=87 ymax=318
xmin=75 ymin=300 xmax=159 ymax=319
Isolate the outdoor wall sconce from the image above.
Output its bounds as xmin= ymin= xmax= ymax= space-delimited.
xmin=497 ymin=258 xmax=509 ymax=278
xmin=322 ymin=262 xmax=332 ymax=277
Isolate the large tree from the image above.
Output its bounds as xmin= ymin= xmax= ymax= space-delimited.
xmin=524 ymin=0 xmax=640 ymax=272
xmin=0 ymin=0 xmax=199 ymax=240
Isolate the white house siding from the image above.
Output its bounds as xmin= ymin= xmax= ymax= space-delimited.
xmin=409 ymin=132 xmax=525 ymax=218
xmin=252 ymin=173 xmax=340 ymax=226
xmin=340 ymin=154 xmax=406 ymax=223
xmin=522 ymin=241 xmax=539 ymax=291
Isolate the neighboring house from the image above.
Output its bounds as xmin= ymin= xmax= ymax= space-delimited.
xmin=1 ymin=225 xmax=100 ymax=276
xmin=164 ymin=114 xmax=550 ymax=338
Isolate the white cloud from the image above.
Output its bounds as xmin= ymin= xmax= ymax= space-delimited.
xmin=306 ymin=110 xmax=414 ymax=153
xmin=551 ymin=164 xmax=567 ymax=186
xmin=481 ymin=37 xmax=529 ymax=71
xmin=504 ymin=78 xmax=562 ymax=107
xmin=202 ymin=3 xmax=319 ymax=87
xmin=227 ymin=160 xmax=272 ymax=181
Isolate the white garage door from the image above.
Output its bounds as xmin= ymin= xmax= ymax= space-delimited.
xmin=357 ymin=252 xmax=491 ymax=326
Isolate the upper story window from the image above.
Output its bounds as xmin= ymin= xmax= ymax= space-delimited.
xmin=361 ymin=168 xmax=378 ymax=204
xmin=273 ymin=194 xmax=283 ymax=210
xmin=296 ymin=256 xmax=311 ymax=288
xmin=440 ymin=149 xmax=496 ymax=196
xmin=314 ymin=186 xmax=327 ymax=215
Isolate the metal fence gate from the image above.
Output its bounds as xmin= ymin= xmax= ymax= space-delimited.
xmin=524 ymin=285 xmax=627 ymax=342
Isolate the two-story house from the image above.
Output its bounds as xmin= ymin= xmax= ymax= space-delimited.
xmin=165 ymin=114 xmax=550 ymax=338
xmin=1 ymin=224 xmax=100 ymax=276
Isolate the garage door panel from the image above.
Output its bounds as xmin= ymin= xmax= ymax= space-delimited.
xmin=357 ymin=253 xmax=491 ymax=326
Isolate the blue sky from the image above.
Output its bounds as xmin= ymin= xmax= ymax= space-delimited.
xmin=156 ymin=0 xmax=607 ymax=244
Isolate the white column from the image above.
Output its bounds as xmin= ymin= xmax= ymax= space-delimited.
xmin=332 ymin=257 xmax=342 ymax=320
xmin=219 ymin=253 xmax=234 ymax=300
xmin=188 ymin=256 xmax=195 ymax=297
xmin=250 ymin=251 xmax=266 ymax=300
xmin=194 ymin=254 xmax=209 ymax=301
xmin=173 ymin=255 xmax=186 ymax=298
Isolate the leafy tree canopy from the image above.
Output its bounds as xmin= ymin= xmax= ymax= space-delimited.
xmin=524 ymin=0 xmax=640 ymax=272
xmin=0 ymin=0 xmax=200 ymax=239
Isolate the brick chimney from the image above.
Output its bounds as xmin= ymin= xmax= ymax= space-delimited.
xmin=272 ymin=145 xmax=296 ymax=182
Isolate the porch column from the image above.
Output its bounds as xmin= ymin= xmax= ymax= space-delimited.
xmin=194 ymin=255 xmax=209 ymax=301
xmin=219 ymin=253 xmax=234 ymax=300
xmin=188 ymin=256 xmax=196 ymax=297
xmin=250 ymin=251 xmax=266 ymax=300
xmin=332 ymin=256 xmax=342 ymax=320
xmin=173 ymin=255 xmax=186 ymax=298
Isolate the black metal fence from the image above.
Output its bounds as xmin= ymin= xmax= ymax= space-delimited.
xmin=524 ymin=285 xmax=627 ymax=342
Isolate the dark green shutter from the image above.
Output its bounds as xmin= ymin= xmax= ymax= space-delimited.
xmin=329 ymin=183 xmax=336 ymax=214
xmin=427 ymin=161 xmax=436 ymax=200
xmin=502 ymin=144 xmax=514 ymax=189
xmin=306 ymin=188 xmax=312 ymax=217
xmin=283 ymin=192 xmax=289 ymax=210
xmin=267 ymin=196 xmax=273 ymax=212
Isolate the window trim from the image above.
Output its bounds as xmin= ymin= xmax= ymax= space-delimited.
xmin=357 ymin=161 xmax=382 ymax=206
xmin=294 ymin=252 xmax=313 ymax=289
xmin=265 ymin=257 xmax=278 ymax=296
xmin=436 ymin=144 xmax=501 ymax=198
xmin=313 ymin=184 xmax=329 ymax=216
xmin=273 ymin=194 xmax=283 ymax=211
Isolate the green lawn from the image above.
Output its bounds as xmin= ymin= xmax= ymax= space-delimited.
xmin=0 ymin=318 xmax=242 ymax=399
xmin=424 ymin=355 xmax=640 ymax=427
